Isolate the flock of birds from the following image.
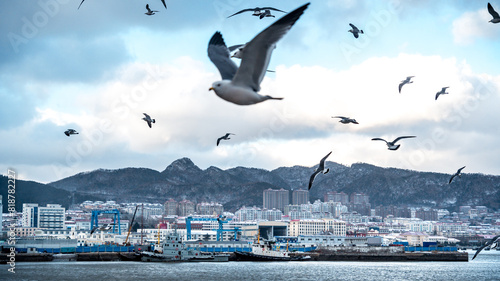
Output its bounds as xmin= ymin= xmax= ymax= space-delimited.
xmin=68 ymin=2 xmax=500 ymax=257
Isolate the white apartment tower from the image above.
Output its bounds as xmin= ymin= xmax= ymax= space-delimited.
xmin=22 ymin=203 xmax=66 ymax=229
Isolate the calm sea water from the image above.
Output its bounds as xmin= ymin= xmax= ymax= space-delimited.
xmin=1 ymin=250 xmax=499 ymax=281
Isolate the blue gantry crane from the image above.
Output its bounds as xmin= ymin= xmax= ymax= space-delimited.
xmin=90 ymin=209 xmax=121 ymax=234
xmin=185 ymin=215 xmax=240 ymax=241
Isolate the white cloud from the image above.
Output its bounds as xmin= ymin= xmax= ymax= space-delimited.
xmin=452 ymin=9 xmax=499 ymax=45
xmin=3 ymin=51 xmax=500 ymax=183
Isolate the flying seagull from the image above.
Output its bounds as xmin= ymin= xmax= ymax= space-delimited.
xmin=79 ymin=0 xmax=166 ymax=10
xmin=348 ymin=23 xmax=364 ymax=38
xmin=217 ymin=133 xmax=235 ymax=146
xmin=308 ymin=151 xmax=332 ymax=190
xmin=371 ymin=136 xmax=416 ymax=150
xmin=208 ymin=3 xmax=309 ymax=105
xmin=228 ymin=44 xmax=246 ymax=59
xmin=227 ymin=7 xmax=286 ymax=19
xmin=90 ymin=226 xmax=98 ymax=235
xmin=399 ymin=76 xmax=414 ymax=93
xmin=145 ymin=4 xmax=159 ymax=16
xmin=90 ymin=224 xmax=113 ymax=235
xmin=488 ymin=3 xmax=500 ymax=23
xmin=332 ymin=116 xmax=359 ymax=124
xmin=435 ymin=87 xmax=449 ymax=100
xmin=472 ymin=235 xmax=500 ymax=260
xmin=449 ymin=166 xmax=466 ymax=184
xmin=64 ymin=129 xmax=79 ymax=137
xmin=142 ymin=113 xmax=156 ymax=128
xmin=229 ymin=44 xmax=276 ymax=73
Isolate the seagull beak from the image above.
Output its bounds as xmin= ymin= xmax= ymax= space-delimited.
xmin=209 ymin=87 xmax=214 ymax=91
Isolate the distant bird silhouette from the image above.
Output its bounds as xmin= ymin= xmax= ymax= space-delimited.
xmin=399 ymin=76 xmax=414 ymax=93
xmin=78 ymin=0 xmax=166 ymax=10
xmin=332 ymin=116 xmax=359 ymax=124
xmin=142 ymin=113 xmax=156 ymax=128
xmin=348 ymin=23 xmax=364 ymax=38
xmin=472 ymin=235 xmax=500 ymax=260
xmin=371 ymin=136 xmax=416 ymax=150
xmin=449 ymin=166 xmax=466 ymax=184
xmin=488 ymin=3 xmax=500 ymax=23
xmin=217 ymin=133 xmax=235 ymax=146
xmin=308 ymin=151 xmax=332 ymax=190
xmin=227 ymin=7 xmax=286 ymax=19
xmin=64 ymin=129 xmax=79 ymax=137
xmin=435 ymin=87 xmax=449 ymax=100
xmin=145 ymin=4 xmax=159 ymax=15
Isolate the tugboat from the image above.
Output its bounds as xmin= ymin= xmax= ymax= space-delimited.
xmin=234 ymin=236 xmax=310 ymax=262
xmin=140 ymin=230 xmax=229 ymax=262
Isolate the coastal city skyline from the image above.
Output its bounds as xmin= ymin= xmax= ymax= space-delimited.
xmin=1 ymin=1 xmax=500 ymax=184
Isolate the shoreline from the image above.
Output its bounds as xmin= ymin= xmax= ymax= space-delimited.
xmin=0 ymin=250 xmax=469 ymax=263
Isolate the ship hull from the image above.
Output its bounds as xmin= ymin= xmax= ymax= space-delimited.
xmin=140 ymin=251 xmax=229 ymax=262
xmin=234 ymin=251 xmax=309 ymax=262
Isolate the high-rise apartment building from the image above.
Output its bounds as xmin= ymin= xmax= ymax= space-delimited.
xmin=292 ymin=189 xmax=309 ymax=205
xmin=263 ymin=188 xmax=289 ymax=212
xmin=178 ymin=200 xmax=195 ymax=216
xmin=22 ymin=203 xmax=65 ymax=229
xmin=324 ymin=191 xmax=349 ymax=204
xmin=196 ymin=202 xmax=223 ymax=216
xmin=164 ymin=198 xmax=178 ymax=216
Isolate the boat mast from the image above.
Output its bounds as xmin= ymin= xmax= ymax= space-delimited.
xmin=157 ymin=223 xmax=161 ymax=245
xmin=141 ymin=203 xmax=144 ymax=245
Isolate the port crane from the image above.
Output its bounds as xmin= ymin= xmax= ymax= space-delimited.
xmin=124 ymin=205 xmax=139 ymax=245
xmin=90 ymin=209 xmax=121 ymax=234
xmin=186 ymin=215 xmax=240 ymax=241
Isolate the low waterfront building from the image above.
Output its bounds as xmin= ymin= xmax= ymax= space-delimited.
xmin=434 ymin=222 xmax=470 ymax=236
xmin=288 ymin=219 xmax=346 ymax=236
xmin=398 ymin=232 xmax=429 ymax=246
xmin=13 ymin=227 xmax=40 ymax=237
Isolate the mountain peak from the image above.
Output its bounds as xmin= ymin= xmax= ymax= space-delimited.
xmin=162 ymin=157 xmax=201 ymax=173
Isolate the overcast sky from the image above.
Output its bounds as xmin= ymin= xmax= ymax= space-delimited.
xmin=1 ymin=0 xmax=500 ymax=184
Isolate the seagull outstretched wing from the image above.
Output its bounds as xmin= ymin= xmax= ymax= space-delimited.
xmin=488 ymin=3 xmax=500 ymax=19
xmin=392 ymin=136 xmax=416 ymax=144
xmin=208 ymin=32 xmax=238 ymax=81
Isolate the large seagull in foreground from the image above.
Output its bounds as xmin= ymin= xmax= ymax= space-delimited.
xmin=488 ymin=2 xmax=500 ymax=23
xmin=472 ymin=235 xmax=500 ymax=260
xmin=208 ymin=3 xmax=310 ymax=105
